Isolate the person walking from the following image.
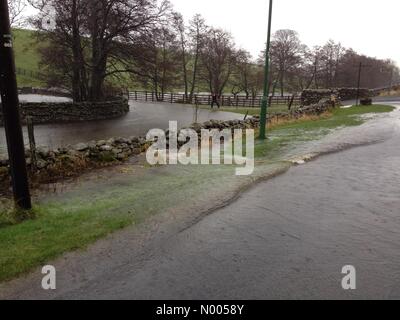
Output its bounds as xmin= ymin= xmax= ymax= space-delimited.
xmin=211 ymin=92 xmax=220 ymax=109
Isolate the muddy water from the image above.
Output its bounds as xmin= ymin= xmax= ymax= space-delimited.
xmin=0 ymin=99 xmax=243 ymax=156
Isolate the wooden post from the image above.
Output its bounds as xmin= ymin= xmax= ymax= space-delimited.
xmin=0 ymin=0 xmax=31 ymax=209
xmin=26 ymin=117 xmax=37 ymax=171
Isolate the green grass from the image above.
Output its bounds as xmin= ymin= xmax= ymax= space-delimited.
xmin=0 ymin=105 xmax=396 ymax=281
xmin=12 ymin=29 xmax=45 ymax=87
xmin=253 ymin=104 xmax=395 ymax=158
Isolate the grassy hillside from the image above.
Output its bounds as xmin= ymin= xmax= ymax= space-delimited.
xmin=12 ymin=29 xmax=44 ymax=87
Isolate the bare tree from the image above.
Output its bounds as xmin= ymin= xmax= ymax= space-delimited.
xmin=230 ymin=50 xmax=263 ymax=99
xmin=270 ymin=29 xmax=305 ymax=96
xmin=9 ymin=0 xmax=27 ymax=26
xmin=200 ymin=28 xmax=236 ymax=96
xmin=172 ymin=12 xmax=189 ymax=99
xmin=317 ymin=40 xmax=345 ymax=88
xmin=188 ymin=14 xmax=207 ymax=101
xmin=131 ymin=24 xmax=180 ymax=98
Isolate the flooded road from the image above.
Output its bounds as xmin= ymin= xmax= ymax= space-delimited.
xmin=0 ymin=98 xmax=242 ymax=156
xmin=1 ymin=100 xmax=399 ymax=300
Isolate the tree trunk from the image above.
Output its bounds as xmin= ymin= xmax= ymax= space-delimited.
xmin=189 ymin=47 xmax=200 ymax=103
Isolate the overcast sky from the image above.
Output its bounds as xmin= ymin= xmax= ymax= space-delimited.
xmin=171 ymin=0 xmax=399 ymax=66
xmin=24 ymin=0 xmax=399 ymax=65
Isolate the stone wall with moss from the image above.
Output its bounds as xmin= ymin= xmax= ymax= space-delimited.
xmin=0 ymin=99 xmax=129 ymax=125
xmin=301 ymin=88 xmax=373 ymax=106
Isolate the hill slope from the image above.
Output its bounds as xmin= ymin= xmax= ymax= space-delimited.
xmin=12 ymin=29 xmax=44 ymax=87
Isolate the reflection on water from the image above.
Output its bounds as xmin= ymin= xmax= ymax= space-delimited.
xmin=0 ymin=101 xmax=243 ymax=157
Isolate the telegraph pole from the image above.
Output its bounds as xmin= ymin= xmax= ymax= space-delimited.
xmin=259 ymin=0 xmax=273 ymax=140
xmin=0 ymin=0 xmax=32 ymax=209
xmin=356 ymin=62 xmax=362 ymax=106
xmin=355 ymin=62 xmax=371 ymax=106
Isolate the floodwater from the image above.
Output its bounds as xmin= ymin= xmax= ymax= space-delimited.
xmin=0 ymin=96 xmax=242 ymax=156
xmin=0 ymin=99 xmax=399 ymax=299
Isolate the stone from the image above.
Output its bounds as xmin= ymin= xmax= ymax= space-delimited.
xmin=360 ymin=98 xmax=372 ymax=106
xmin=74 ymin=143 xmax=89 ymax=151
xmin=112 ymin=148 xmax=123 ymax=155
xmin=116 ymin=152 xmax=128 ymax=160
xmin=0 ymin=99 xmax=129 ymax=126
xmin=130 ymin=136 xmax=140 ymax=144
xmin=36 ymin=159 xmax=47 ymax=169
xmin=100 ymin=145 xmax=113 ymax=151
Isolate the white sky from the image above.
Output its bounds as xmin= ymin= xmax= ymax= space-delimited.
xmin=24 ymin=0 xmax=399 ymax=65
xmin=171 ymin=0 xmax=400 ymax=66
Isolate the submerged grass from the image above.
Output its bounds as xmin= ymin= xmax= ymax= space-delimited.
xmin=0 ymin=104 xmax=395 ymax=282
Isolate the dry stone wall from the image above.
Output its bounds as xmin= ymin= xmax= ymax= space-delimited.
xmin=0 ymin=99 xmax=129 ymax=125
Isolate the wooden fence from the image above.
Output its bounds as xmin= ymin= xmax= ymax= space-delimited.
xmin=16 ymin=67 xmax=42 ymax=80
xmin=128 ymin=91 xmax=300 ymax=108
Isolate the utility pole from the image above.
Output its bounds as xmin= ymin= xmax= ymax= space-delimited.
xmin=355 ymin=62 xmax=362 ymax=106
xmin=0 ymin=0 xmax=32 ymax=209
xmin=355 ymin=62 xmax=371 ymax=106
xmin=259 ymin=0 xmax=273 ymax=140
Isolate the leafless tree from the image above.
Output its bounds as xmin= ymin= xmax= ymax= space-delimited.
xmin=230 ymin=50 xmax=263 ymax=99
xmin=9 ymin=0 xmax=27 ymax=27
xmin=187 ymin=14 xmax=207 ymax=101
xmin=131 ymin=23 xmax=180 ymax=98
xmin=317 ymin=40 xmax=345 ymax=88
xmin=270 ymin=29 xmax=305 ymax=96
xmin=172 ymin=12 xmax=189 ymax=99
xmin=200 ymin=28 xmax=236 ymax=96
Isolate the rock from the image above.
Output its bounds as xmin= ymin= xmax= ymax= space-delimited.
xmin=115 ymin=137 xmax=129 ymax=144
xmin=112 ymin=148 xmax=123 ymax=155
xmin=116 ymin=152 xmax=128 ymax=160
xmin=36 ymin=146 xmax=51 ymax=157
xmin=67 ymin=149 xmax=80 ymax=157
xmin=74 ymin=143 xmax=89 ymax=151
xmin=360 ymin=98 xmax=372 ymax=106
xmin=97 ymin=140 xmax=107 ymax=146
xmin=100 ymin=145 xmax=113 ymax=151
xmin=107 ymin=138 xmax=115 ymax=145
xmin=132 ymin=148 xmax=142 ymax=155
xmin=130 ymin=136 xmax=140 ymax=144
xmin=36 ymin=159 xmax=47 ymax=169
xmin=88 ymin=141 xmax=97 ymax=149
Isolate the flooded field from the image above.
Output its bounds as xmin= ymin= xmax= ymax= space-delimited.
xmin=0 ymin=97 xmax=242 ymax=156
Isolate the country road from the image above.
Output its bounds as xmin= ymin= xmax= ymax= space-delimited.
xmin=0 ymin=99 xmax=399 ymax=300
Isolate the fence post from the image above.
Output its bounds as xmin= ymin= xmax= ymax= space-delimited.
xmin=26 ymin=117 xmax=37 ymax=171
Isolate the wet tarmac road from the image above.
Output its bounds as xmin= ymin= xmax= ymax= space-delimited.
xmin=1 ymin=101 xmax=399 ymax=300
xmin=0 ymin=97 xmax=242 ymax=155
